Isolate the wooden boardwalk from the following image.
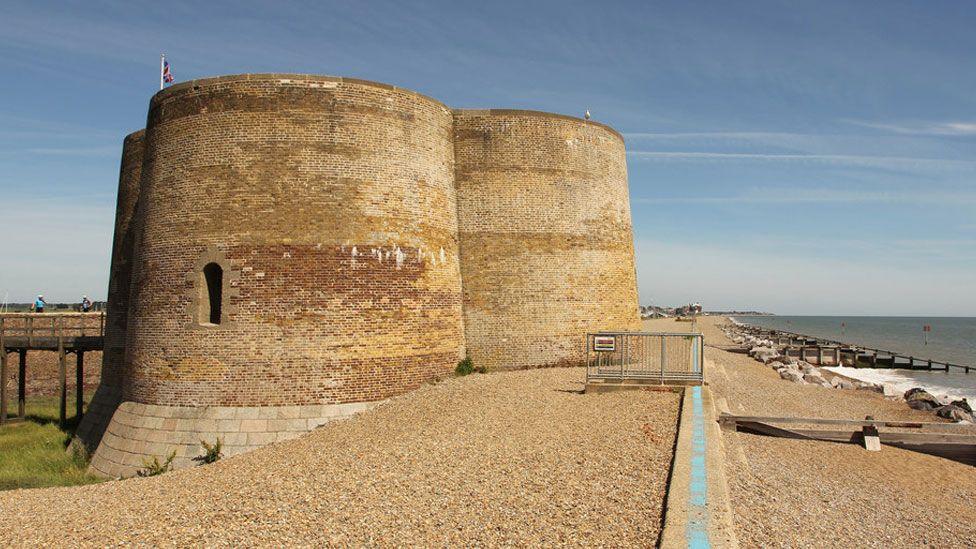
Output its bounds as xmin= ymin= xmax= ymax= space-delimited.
xmin=0 ymin=312 xmax=105 ymax=426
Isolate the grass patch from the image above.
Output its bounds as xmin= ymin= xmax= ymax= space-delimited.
xmin=455 ymin=356 xmax=486 ymax=376
xmin=136 ymin=450 xmax=176 ymax=477
xmin=194 ymin=437 xmax=223 ymax=465
xmin=0 ymin=394 xmax=103 ymax=491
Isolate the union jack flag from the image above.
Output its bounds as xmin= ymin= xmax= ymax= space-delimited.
xmin=163 ymin=58 xmax=174 ymax=84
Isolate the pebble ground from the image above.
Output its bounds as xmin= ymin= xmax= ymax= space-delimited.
xmin=653 ymin=317 xmax=976 ymax=548
xmin=0 ymin=367 xmax=679 ymax=547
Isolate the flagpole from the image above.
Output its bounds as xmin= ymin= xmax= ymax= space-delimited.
xmin=160 ymin=53 xmax=165 ymax=91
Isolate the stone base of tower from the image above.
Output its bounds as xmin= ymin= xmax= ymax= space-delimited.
xmin=88 ymin=400 xmax=378 ymax=478
xmin=73 ymin=384 xmax=124 ymax=455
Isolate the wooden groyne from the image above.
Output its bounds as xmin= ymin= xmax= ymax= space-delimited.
xmin=719 ymin=414 xmax=976 ymax=467
xmin=0 ymin=312 xmax=105 ymax=426
xmin=733 ymin=324 xmax=973 ymax=374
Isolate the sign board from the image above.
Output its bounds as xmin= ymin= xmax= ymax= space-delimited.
xmin=593 ymin=336 xmax=616 ymax=352
xmin=923 ymin=325 xmax=931 ymax=332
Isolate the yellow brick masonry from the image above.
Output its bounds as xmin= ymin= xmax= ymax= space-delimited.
xmin=74 ymin=129 xmax=146 ymax=455
xmin=82 ymin=74 xmax=640 ymax=477
xmin=454 ymin=110 xmax=641 ymax=371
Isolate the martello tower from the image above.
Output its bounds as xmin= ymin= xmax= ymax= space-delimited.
xmin=78 ymin=74 xmax=640 ymax=477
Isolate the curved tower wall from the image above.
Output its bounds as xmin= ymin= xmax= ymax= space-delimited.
xmin=102 ymin=130 xmax=147 ymax=390
xmin=75 ymin=129 xmax=145 ymax=454
xmin=89 ymin=75 xmax=641 ymax=477
xmin=453 ymin=110 xmax=641 ymax=371
xmin=91 ymin=75 xmax=465 ymax=477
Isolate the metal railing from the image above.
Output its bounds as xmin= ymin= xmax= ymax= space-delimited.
xmin=585 ymin=332 xmax=704 ymax=384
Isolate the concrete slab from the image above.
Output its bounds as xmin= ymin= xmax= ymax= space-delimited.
xmin=584 ymin=380 xmax=697 ymax=394
xmin=660 ymin=386 xmax=738 ymax=548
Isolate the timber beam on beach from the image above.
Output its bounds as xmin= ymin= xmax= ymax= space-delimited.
xmin=0 ymin=313 xmax=105 ymax=427
xmin=734 ymin=324 xmax=973 ymax=374
xmin=718 ymin=413 xmax=976 ymax=466
xmin=718 ymin=414 xmax=967 ymax=431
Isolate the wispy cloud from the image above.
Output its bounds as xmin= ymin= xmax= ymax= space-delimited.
xmin=843 ymin=119 xmax=976 ymax=136
xmin=622 ymin=128 xmax=976 ymax=166
xmin=0 ymin=113 xmax=117 ymax=137
xmin=627 ymin=150 xmax=976 ymax=170
xmin=635 ymin=188 xmax=976 ymax=205
xmin=623 ymin=131 xmax=806 ymax=140
xmin=7 ymin=146 xmax=120 ymax=157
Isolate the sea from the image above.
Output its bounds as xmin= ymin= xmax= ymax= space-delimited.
xmin=731 ymin=315 xmax=976 ymax=402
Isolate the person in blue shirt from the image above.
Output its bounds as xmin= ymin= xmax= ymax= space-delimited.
xmin=80 ymin=295 xmax=92 ymax=312
xmin=32 ymin=294 xmax=46 ymax=313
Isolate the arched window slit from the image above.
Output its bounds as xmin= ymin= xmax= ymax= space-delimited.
xmin=203 ymin=262 xmax=223 ymax=325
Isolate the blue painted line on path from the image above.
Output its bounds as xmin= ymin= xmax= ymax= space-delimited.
xmin=686 ymin=386 xmax=711 ymax=548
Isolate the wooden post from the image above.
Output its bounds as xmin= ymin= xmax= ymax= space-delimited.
xmin=0 ymin=317 xmax=6 ymax=425
xmin=18 ymin=350 xmax=26 ymax=419
xmin=58 ymin=318 xmax=66 ymax=427
xmin=862 ymin=427 xmax=881 ymax=451
xmin=27 ymin=315 xmax=33 ymax=346
xmin=862 ymin=423 xmax=881 ymax=452
xmin=0 ymin=349 xmax=7 ymax=425
xmin=75 ymin=351 xmax=84 ymax=420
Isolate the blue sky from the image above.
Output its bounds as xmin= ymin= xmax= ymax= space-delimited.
xmin=1 ymin=0 xmax=974 ymax=315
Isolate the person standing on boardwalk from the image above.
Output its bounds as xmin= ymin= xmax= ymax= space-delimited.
xmin=80 ymin=295 xmax=92 ymax=312
xmin=32 ymin=294 xmax=46 ymax=313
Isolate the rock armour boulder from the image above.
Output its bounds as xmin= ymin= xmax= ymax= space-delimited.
xmin=778 ymin=368 xmax=805 ymax=384
xmin=830 ymin=377 xmax=855 ymax=390
xmin=904 ymin=388 xmax=941 ymax=411
xmin=936 ymin=404 xmax=975 ymax=422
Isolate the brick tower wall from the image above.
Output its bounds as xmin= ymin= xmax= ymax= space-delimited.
xmin=125 ymin=74 xmax=464 ymax=407
xmin=103 ymin=129 xmax=146 ymax=390
xmin=453 ymin=110 xmax=641 ymax=371
xmin=74 ymin=129 xmax=145 ymax=453
xmin=90 ymin=75 xmax=465 ymax=477
xmin=89 ymin=75 xmax=642 ymax=477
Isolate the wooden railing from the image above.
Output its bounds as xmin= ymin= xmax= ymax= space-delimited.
xmin=0 ymin=312 xmax=106 ymax=345
xmin=0 ymin=312 xmax=106 ymax=426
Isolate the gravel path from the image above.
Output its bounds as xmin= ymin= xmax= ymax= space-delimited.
xmin=0 ymin=367 xmax=679 ymax=547
xmin=648 ymin=317 xmax=976 ymax=548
